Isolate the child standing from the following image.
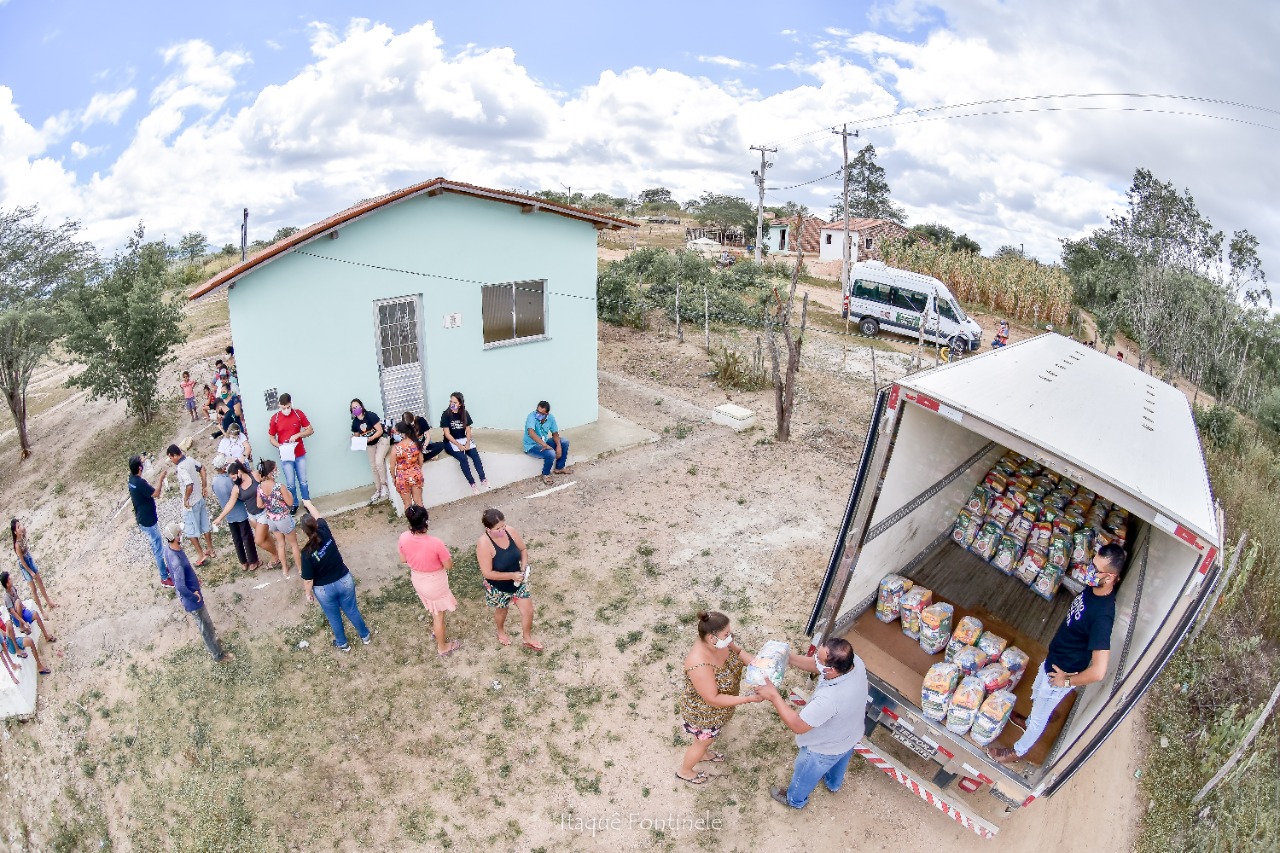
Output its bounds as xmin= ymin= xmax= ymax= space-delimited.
xmin=181 ymin=371 xmax=198 ymax=421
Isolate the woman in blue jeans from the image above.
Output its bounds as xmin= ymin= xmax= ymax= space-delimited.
xmin=298 ymin=509 xmax=371 ymax=652
xmin=440 ymin=392 xmax=489 ymax=493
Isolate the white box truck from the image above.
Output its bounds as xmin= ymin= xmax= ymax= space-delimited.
xmin=806 ymin=334 xmax=1223 ymax=838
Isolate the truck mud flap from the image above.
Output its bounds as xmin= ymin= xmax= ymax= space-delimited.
xmin=856 ymin=740 xmax=1000 ymax=839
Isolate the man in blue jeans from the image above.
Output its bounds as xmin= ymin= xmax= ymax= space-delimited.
xmin=523 ymin=400 xmax=571 ymax=485
xmin=127 ymin=455 xmax=174 ymax=587
xmin=755 ymin=637 xmax=870 ymax=808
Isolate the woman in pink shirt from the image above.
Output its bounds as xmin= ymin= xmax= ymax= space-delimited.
xmin=399 ymin=505 xmax=461 ymax=657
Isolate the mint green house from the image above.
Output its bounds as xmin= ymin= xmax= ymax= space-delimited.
xmin=190 ymin=178 xmax=633 ymax=498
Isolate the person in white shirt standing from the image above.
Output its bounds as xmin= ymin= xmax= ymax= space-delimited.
xmin=166 ymin=443 xmax=216 ymax=567
xmin=754 ymin=637 xmax=870 ymax=809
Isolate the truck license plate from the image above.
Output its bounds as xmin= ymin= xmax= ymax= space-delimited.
xmin=891 ymin=723 xmax=938 ymax=760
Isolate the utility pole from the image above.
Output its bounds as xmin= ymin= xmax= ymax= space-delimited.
xmin=240 ymin=208 xmax=248 ymax=262
xmin=832 ymin=125 xmax=858 ymax=303
xmin=750 ymin=145 xmax=776 ymax=264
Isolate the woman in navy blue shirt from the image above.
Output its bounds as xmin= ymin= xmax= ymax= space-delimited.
xmin=440 ymin=392 xmax=488 ymax=493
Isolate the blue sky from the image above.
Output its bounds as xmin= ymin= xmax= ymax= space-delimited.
xmin=1 ymin=0 xmax=1276 ymax=277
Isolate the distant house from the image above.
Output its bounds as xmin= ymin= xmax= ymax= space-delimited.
xmin=764 ymin=215 xmax=829 ymax=255
xmin=188 ymin=178 xmax=634 ymax=499
xmin=818 ymin=218 xmax=909 ymax=262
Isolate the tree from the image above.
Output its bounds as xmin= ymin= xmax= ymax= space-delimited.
xmin=767 ymin=201 xmax=802 ymax=219
xmin=0 ymin=206 xmax=98 ymax=458
xmin=62 ymin=223 xmax=187 ymax=424
xmin=177 ymin=231 xmax=209 ymax=263
xmin=831 ymin=143 xmax=905 ymax=223
xmin=270 ymin=226 xmax=300 ymax=244
xmin=766 ymin=211 xmax=810 ymax=441
xmin=908 ymin=222 xmax=980 ymax=254
xmin=689 ymin=192 xmax=756 ymax=234
xmin=637 ymin=188 xmax=674 ymax=207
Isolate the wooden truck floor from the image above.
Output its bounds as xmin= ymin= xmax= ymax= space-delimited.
xmin=845 ymin=542 xmax=1079 ymax=767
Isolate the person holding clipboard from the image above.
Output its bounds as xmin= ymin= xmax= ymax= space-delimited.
xmin=440 ymin=392 xmax=489 ymax=494
xmin=267 ymin=392 xmax=313 ymax=515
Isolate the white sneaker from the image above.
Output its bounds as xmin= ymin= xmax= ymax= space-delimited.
xmin=482 ymin=480 xmax=491 ymax=491
xmin=370 ymin=490 xmax=381 ymax=503
xmin=471 ymin=483 xmax=480 ymax=495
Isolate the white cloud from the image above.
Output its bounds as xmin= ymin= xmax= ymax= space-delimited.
xmin=265 ymin=39 xmax=283 ymax=51
xmin=80 ymin=89 xmax=136 ymax=127
xmin=696 ymin=55 xmax=753 ymax=70
xmin=0 ymin=7 xmax=1276 ymax=280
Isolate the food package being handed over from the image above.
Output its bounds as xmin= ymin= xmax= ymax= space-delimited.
xmin=743 ymin=640 xmax=790 ymax=693
xmin=945 ymin=676 xmax=987 ymax=734
xmin=876 ymin=574 xmax=907 ymax=623
xmin=1001 ymin=647 xmax=1031 ymax=688
xmin=976 ymin=631 xmax=1008 ymax=661
xmin=968 ymin=689 xmax=1017 ymax=746
xmin=952 ymin=616 xmax=984 ymax=646
xmin=900 ymin=586 xmax=933 ymax=639
xmin=921 ymin=662 xmax=962 ymax=722
xmin=919 ymin=603 xmax=955 ymax=655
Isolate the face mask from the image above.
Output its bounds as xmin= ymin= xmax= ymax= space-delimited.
xmin=352 ymin=407 xmax=363 ymax=417
xmin=1084 ymin=562 xmax=1111 ymax=587
xmin=712 ymin=633 xmax=733 ymax=649
xmin=535 ymin=412 xmax=547 ymax=422
xmin=813 ymin=654 xmax=827 ymax=674
xmin=450 ymin=403 xmax=459 ymax=412
xmin=281 ymin=406 xmax=292 ymax=415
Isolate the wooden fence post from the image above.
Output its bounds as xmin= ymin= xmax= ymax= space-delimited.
xmin=1192 ymin=675 xmax=1280 ymax=804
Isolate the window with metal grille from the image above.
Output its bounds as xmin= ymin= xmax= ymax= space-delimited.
xmin=482 ymin=280 xmax=546 ymax=346
xmin=377 ymin=300 xmax=420 ymax=367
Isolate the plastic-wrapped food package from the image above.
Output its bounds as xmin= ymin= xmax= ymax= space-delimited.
xmin=976 ymin=662 xmax=1011 ymax=692
xmin=1030 ymin=522 xmax=1053 ymax=550
xmin=945 ymin=636 xmax=969 ymax=663
xmin=1071 ymin=529 xmax=1095 ymax=567
xmin=1001 ymin=647 xmax=1031 ymax=688
xmin=953 ymin=616 xmax=984 ymax=646
xmin=954 ymin=646 xmax=987 ymax=676
xmin=988 ymin=497 xmax=1018 ymax=527
xmin=900 ymin=586 xmax=933 ymax=639
xmin=1033 ymin=565 xmax=1063 ymax=601
xmin=1053 ymin=517 xmax=1081 ymax=539
xmin=965 ymin=485 xmax=991 ymax=517
xmin=977 ymin=631 xmax=1008 ymax=660
xmin=970 ymin=521 xmax=1003 ymax=560
xmin=951 ymin=509 xmax=976 ymax=547
xmin=1007 ymin=512 xmax=1035 ymax=540
xmin=923 ymin=661 xmax=962 ymax=694
xmin=945 ymin=676 xmax=987 ymax=734
xmin=876 ymin=574 xmax=907 ymax=623
xmin=984 ymin=471 xmax=1008 ymax=492
xmin=1048 ymin=533 xmax=1071 ymax=570
xmin=919 ymin=603 xmax=954 ymax=655
xmin=992 ymin=535 xmax=1023 ymax=574
xmin=921 ymin=688 xmax=951 ymax=722
xmin=743 ymin=640 xmax=790 ymax=692
xmin=1015 ymin=547 xmax=1046 ymax=585
xmin=968 ymin=689 xmax=1017 ymax=746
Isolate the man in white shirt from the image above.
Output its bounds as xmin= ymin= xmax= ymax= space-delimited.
xmin=754 ymin=637 xmax=870 ymax=809
xmin=166 ymin=443 xmax=216 ymax=567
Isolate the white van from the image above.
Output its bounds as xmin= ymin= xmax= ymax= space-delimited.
xmin=842 ymin=261 xmax=983 ymax=351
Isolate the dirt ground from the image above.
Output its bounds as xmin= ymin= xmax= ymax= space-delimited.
xmin=0 ymin=293 xmax=1145 ymax=851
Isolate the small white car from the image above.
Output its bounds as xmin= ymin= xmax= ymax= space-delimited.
xmin=841 ymin=261 xmax=983 ymax=351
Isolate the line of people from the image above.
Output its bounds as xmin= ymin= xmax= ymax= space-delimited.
xmin=1 ymin=519 xmax=58 ymax=684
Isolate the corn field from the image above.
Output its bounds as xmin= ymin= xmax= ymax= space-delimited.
xmin=881 ymin=240 xmax=1073 ymax=326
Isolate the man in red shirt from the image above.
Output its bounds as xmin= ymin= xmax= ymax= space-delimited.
xmin=267 ymin=392 xmax=314 ymax=513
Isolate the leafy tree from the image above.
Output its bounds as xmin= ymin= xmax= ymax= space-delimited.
xmin=177 ymin=231 xmax=209 ymax=263
xmin=62 ymin=223 xmax=187 ymax=424
xmin=0 ymin=206 xmax=98 ymax=458
xmin=830 ymin=143 xmax=905 ymax=224
xmin=220 ymin=243 xmax=238 ymax=256
xmin=689 ymin=192 xmax=756 ymax=234
xmin=994 ymin=245 xmax=1025 ymax=259
xmin=637 ymin=188 xmax=674 ymax=206
xmin=907 ymin=222 xmax=981 ymax=254
xmin=270 ymin=226 xmax=300 ymax=244
xmin=767 ymin=201 xmax=802 ymax=219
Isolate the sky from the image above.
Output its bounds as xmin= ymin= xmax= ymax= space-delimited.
xmin=1 ymin=0 xmax=1278 ymax=276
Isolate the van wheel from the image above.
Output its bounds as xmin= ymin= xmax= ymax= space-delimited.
xmin=859 ymin=317 xmax=879 ymax=337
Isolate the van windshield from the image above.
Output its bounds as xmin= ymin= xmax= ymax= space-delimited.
xmin=951 ymin=299 xmax=968 ymax=321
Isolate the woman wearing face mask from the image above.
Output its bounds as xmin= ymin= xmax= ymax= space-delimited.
xmin=350 ymin=398 xmax=389 ymax=504
xmin=440 ymin=392 xmax=489 ymax=494
xmin=676 ymin=611 xmax=765 ymax=784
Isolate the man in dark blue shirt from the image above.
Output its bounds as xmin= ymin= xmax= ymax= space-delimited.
xmin=162 ymin=523 xmax=233 ymax=664
xmin=988 ymin=543 xmax=1125 ymax=765
xmin=128 ymin=455 xmax=173 ymax=587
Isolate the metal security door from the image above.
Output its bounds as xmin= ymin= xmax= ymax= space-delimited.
xmin=374 ymin=296 xmax=426 ymax=422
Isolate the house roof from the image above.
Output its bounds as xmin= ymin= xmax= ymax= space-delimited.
xmin=819 ymin=217 xmax=908 ymax=232
xmin=189 ymin=177 xmax=637 ymax=301
xmin=767 ymin=214 xmax=831 ymax=228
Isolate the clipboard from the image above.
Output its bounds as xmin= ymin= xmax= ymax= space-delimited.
xmin=279 ymin=442 xmax=298 ymax=462
xmin=350 ymin=436 xmax=366 ymax=452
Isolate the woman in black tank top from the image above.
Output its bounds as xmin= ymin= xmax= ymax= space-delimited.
xmin=476 ymin=508 xmax=543 ymax=651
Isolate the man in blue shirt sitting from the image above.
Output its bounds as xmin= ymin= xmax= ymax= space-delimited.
xmin=523 ymin=400 xmax=572 ymax=485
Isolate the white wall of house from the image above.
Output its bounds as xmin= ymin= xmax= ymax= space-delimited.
xmin=818 ymin=228 xmax=860 ymax=262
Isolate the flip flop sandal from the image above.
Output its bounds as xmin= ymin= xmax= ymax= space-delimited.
xmin=705 ymin=751 xmax=726 ymax=762
xmin=675 ymin=771 xmax=708 ymax=785
xmin=522 ymin=641 xmax=545 ymax=653
xmin=496 ymin=634 xmax=512 ymax=647
xmin=437 ymin=640 xmax=462 ymax=658
xmin=193 ymin=558 xmax=209 ymax=567
xmin=39 ymin=668 xmax=51 ymax=675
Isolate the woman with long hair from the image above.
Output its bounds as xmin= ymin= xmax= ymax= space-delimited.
xmin=399 ymin=505 xmax=461 ymax=657
xmin=10 ymin=519 xmax=55 ymax=610
xmin=299 ymin=509 xmax=371 ymax=651
xmin=350 ymin=397 xmax=390 ymax=504
xmin=255 ymin=460 xmax=301 ymax=578
xmin=392 ymin=420 xmax=425 ymax=511
xmin=476 ymin=508 xmax=541 ymax=650
xmin=440 ymin=392 xmax=489 ymax=493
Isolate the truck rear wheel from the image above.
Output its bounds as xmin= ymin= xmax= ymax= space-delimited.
xmin=859 ymin=317 xmax=880 ymax=337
